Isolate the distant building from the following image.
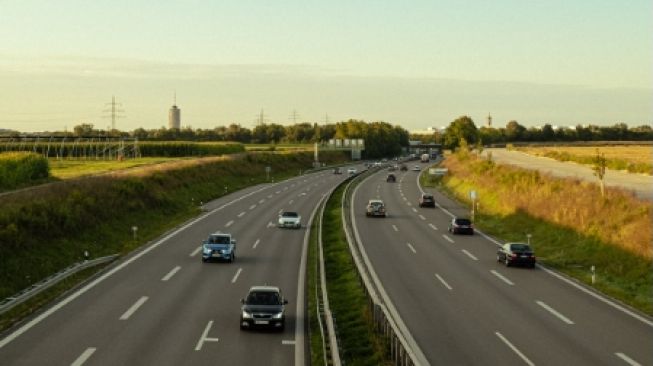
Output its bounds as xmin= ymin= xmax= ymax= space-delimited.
xmin=168 ymin=104 xmax=180 ymax=130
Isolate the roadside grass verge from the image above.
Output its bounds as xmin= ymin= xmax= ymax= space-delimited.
xmin=516 ymin=145 xmax=652 ymax=175
xmin=49 ymin=157 xmax=188 ymax=179
xmin=0 ymin=151 xmax=349 ymax=332
xmin=319 ymin=183 xmax=390 ymax=365
xmin=0 ymin=152 xmax=50 ymax=192
xmin=307 ymin=207 xmax=326 ymax=365
xmin=422 ymin=154 xmax=653 ymax=314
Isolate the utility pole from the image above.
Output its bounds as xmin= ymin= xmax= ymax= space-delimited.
xmin=102 ymin=96 xmax=125 ymax=131
xmin=324 ymin=113 xmax=330 ymax=124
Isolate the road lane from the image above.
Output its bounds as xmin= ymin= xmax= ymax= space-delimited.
xmin=351 ymin=162 xmax=653 ymax=365
xmin=0 ymin=168 xmax=354 ymax=365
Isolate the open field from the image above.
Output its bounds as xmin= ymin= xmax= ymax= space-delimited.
xmin=515 ymin=145 xmax=652 ymax=175
xmin=49 ymin=157 xmax=188 ymax=179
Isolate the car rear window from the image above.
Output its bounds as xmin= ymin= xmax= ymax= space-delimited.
xmin=282 ymin=212 xmax=298 ymax=217
xmin=510 ymin=244 xmax=531 ymax=252
xmin=423 ymin=195 xmax=433 ymax=200
xmin=455 ymin=218 xmax=471 ymax=225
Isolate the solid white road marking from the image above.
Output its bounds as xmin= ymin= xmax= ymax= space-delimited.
xmin=252 ymin=239 xmax=260 ymax=249
xmin=615 ymin=352 xmax=642 ymax=366
xmin=190 ymin=246 xmax=202 ymax=257
xmin=120 ymin=296 xmax=148 ymax=320
xmin=406 ymin=243 xmax=417 ymax=254
xmin=249 ymin=204 xmax=257 ymax=210
xmin=490 ymin=270 xmax=514 ymax=286
xmin=71 ymin=347 xmax=97 ymax=366
xmin=392 ymin=225 xmax=399 ymax=232
xmin=442 ymin=234 xmax=454 ymax=243
xmin=418 ymin=215 xmax=426 ymax=220
xmin=495 ymin=332 xmax=535 ymax=366
xmin=195 ymin=320 xmax=219 ymax=351
xmin=429 ymin=223 xmax=438 ymax=231
xmin=536 ymin=300 xmax=574 ymax=324
xmin=435 ymin=274 xmax=452 ymax=290
xmin=231 ymin=268 xmax=243 ymax=283
xmin=462 ymin=249 xmax=478 ymax=261
xmin=161 ymin=266 xmax=181 ymax=282
xmin=237 ymin=212 xmax=246 ymax=218
xmin=225 ymin=220 xmax=234 ymax=227
xmin=282 ymin=340 xmax=296 ymax=346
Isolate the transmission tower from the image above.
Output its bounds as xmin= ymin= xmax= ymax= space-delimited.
xmin=102 ymin=96 xmax=125 ymax=131
xmin=324 ymin=113 xmax=330 ymax=124
xmin=254 ymin=109 xmax=269 ymax=125
xmin=289 ymin=109 xmax=300 ymax=124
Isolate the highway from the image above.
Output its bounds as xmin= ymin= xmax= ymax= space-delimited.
xmin=351 ymin=161 xmax=653 ymax=365
xmin=0 ymin=168 xmax=353 ymax=366
xmin=483 ymin=148 xmax=652 ymax=200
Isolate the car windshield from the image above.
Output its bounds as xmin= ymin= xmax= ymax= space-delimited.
xmin=370 ymin=202 xmax=383 ymax=207
xmin=209 ymin=235 xmax=230 ymax=244
xmin=246 ymin=291 xmax=282 ymax=305
xmin=422 ymin=195 xmax=433 ymax=200
xmin=455 ymin=219 xmax=471 ymax=225
xmin=282 ymin=212 xmax=298 ymax=218
xmin=510 ymin=244 xmax=532 ymax=252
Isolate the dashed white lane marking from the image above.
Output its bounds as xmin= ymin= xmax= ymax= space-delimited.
xmin=161 ymin=266 xmax=181 ymax=281
xmin=462 ymin=249 xmax=478 ymax=261
xmin=615 ymin=352 xmax=642 ymax=366
xmin=267 ymin=221 xmax=275 ymax=228
xmin=282 ymin=340 xmax=296 ymax=346
xmin=407 ymin=202 xmax=413 ymax=206
xmin=283 ymin=186 xmax=288 ymax=191
xmin=120 ymin=296 xmax=148 ymax=320
xmin=411 ymin=208 xmax=418 ymax=213
xmin=249 ymin=204 xmax=257 ymax=210
xmin=237 ymin=212 xmax=246 ymax=218
xmin=418 ymin=215 xmax=426 ymax=220
xmin=435 ymin=274 xmax=452 ymax=290
xmin=195 ymin=320 xmax=219 ymax=351
xmin=495 ymin=332 xmax=535 ymax=366
xmin=536 ymin=300 xmax=574 ymax=324
xmin=490 ymin=270 xmax=515 ymax=286
xmin=392 ymin=225 xmax=399 ymax=232
xmin=252 ymin=239 xmax=260 ymax=249
xmin=275 ymin=191 xmax=281 ymax=194
xmin=190 ymin=246 xmax=202 ymax=257
xmin=406 ymin=243 xmax=417 ymax=254
xmin=71 ymin=347 xmax=97 ymax=366
xmin=231 ymin=268 xmax=243 ymax=283
xmin=289 ymin=200 xmax=294 ymax=205
xmin=225 ymin=220 xmax=234 ymax=227
xmin=442 ymin=234 xmax=454 ymax=243
xmin=403 ymin=197 xmax=407 ymax=201
xmin=429 ymin=224 xmax=438 ymax=231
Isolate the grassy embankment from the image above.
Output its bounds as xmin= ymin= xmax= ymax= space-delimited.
xmin=306 ymin=181 xmax=389 ymax=366
xmin=0 ymin=150 xmax=349 ymax=331
xmin=515 ymin=145 xmax=652 ymax=175
xmin=0 ymin=152 xmax=50 ymax=192
xmin=424 ymin=152 xmax=652 ymax=314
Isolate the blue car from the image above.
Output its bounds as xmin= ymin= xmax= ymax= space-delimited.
xmin=202 ymin=232 xmax=236 ymax=263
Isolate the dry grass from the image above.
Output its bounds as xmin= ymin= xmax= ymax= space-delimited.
xmin=442 ymin=155 xmax=652 ymax=259
xmin=516 ymin=145 xmax=652 ymax=174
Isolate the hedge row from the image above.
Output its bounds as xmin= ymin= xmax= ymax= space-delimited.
xmin=0 ymin=152 xmax=49 ymax=191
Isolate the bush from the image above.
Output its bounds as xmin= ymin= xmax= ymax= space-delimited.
xmin=0 ymin=152 xmax=50 ymax=191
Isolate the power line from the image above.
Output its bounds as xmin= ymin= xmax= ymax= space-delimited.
xmin=289 ymin=109 xmax=300 ymax=124
xmin=254 ymin=109 xmax=269 ymax=125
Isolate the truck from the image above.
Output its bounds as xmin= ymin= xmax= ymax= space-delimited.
xmin=420 ymin=153 xmax=430 ymax=163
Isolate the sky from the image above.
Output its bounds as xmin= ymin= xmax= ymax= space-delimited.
xmin=0 ymin=0 xmax=651 ymax=133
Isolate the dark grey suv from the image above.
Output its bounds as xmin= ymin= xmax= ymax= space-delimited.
xmin=240 ymin=286 xmax=288 ymax=331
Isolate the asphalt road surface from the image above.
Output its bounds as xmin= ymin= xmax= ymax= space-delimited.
xmin=0 ymin=167 xmax=356 ymax=366
xmin=483 ymin=148 xmax=652 ymax=200
xmin=351 ymin=162 xmax=653 ymax=365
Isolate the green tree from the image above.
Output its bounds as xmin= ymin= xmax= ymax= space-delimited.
xmin=593 ymin=148 xmax=607 ymax=198
xmin=505 ymin=120 xmax=526 ymax=141
xmin=443 ymin=116 xmax=478 ymax=149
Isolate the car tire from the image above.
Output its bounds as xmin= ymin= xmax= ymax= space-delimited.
xmin=529 ymin=263 xmax=536 ymax=269
xmin=497 ymin=254 xmax=501 ymax=262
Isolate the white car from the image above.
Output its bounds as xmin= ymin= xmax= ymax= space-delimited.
xmin=412 ymin=165 xmax=421 ymax=171
xmin=347 ymin=168 xmax=357 ymax=175
xmin=278 ymin=211 xmax=301 ymax=229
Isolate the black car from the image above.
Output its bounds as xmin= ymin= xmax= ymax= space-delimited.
xmin=240 ymin=286 xmax=288 ymax=331
xmin=386 ymin=174 xmax=396 ymax=182
xmin=497 ymin=243 xmax=536 ymax=268
xmin=400 ymin=165 xmax=408 ymax=171
xmin=333 ymin=167 xmax=342 ymax=174
xmin=448 ymin=217 xmax=474 ymax=235
xmin=418 ymin=194 xmax=435 ymax=207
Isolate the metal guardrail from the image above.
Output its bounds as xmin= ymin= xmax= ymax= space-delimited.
xmin=0 ymin=254 xmax=119 ymax=316
xmin=340 ymin=168 xmax=428 ymax=366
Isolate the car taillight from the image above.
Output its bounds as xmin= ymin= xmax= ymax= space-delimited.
xmin=510 ymin=253 xmax=518 ymax=258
